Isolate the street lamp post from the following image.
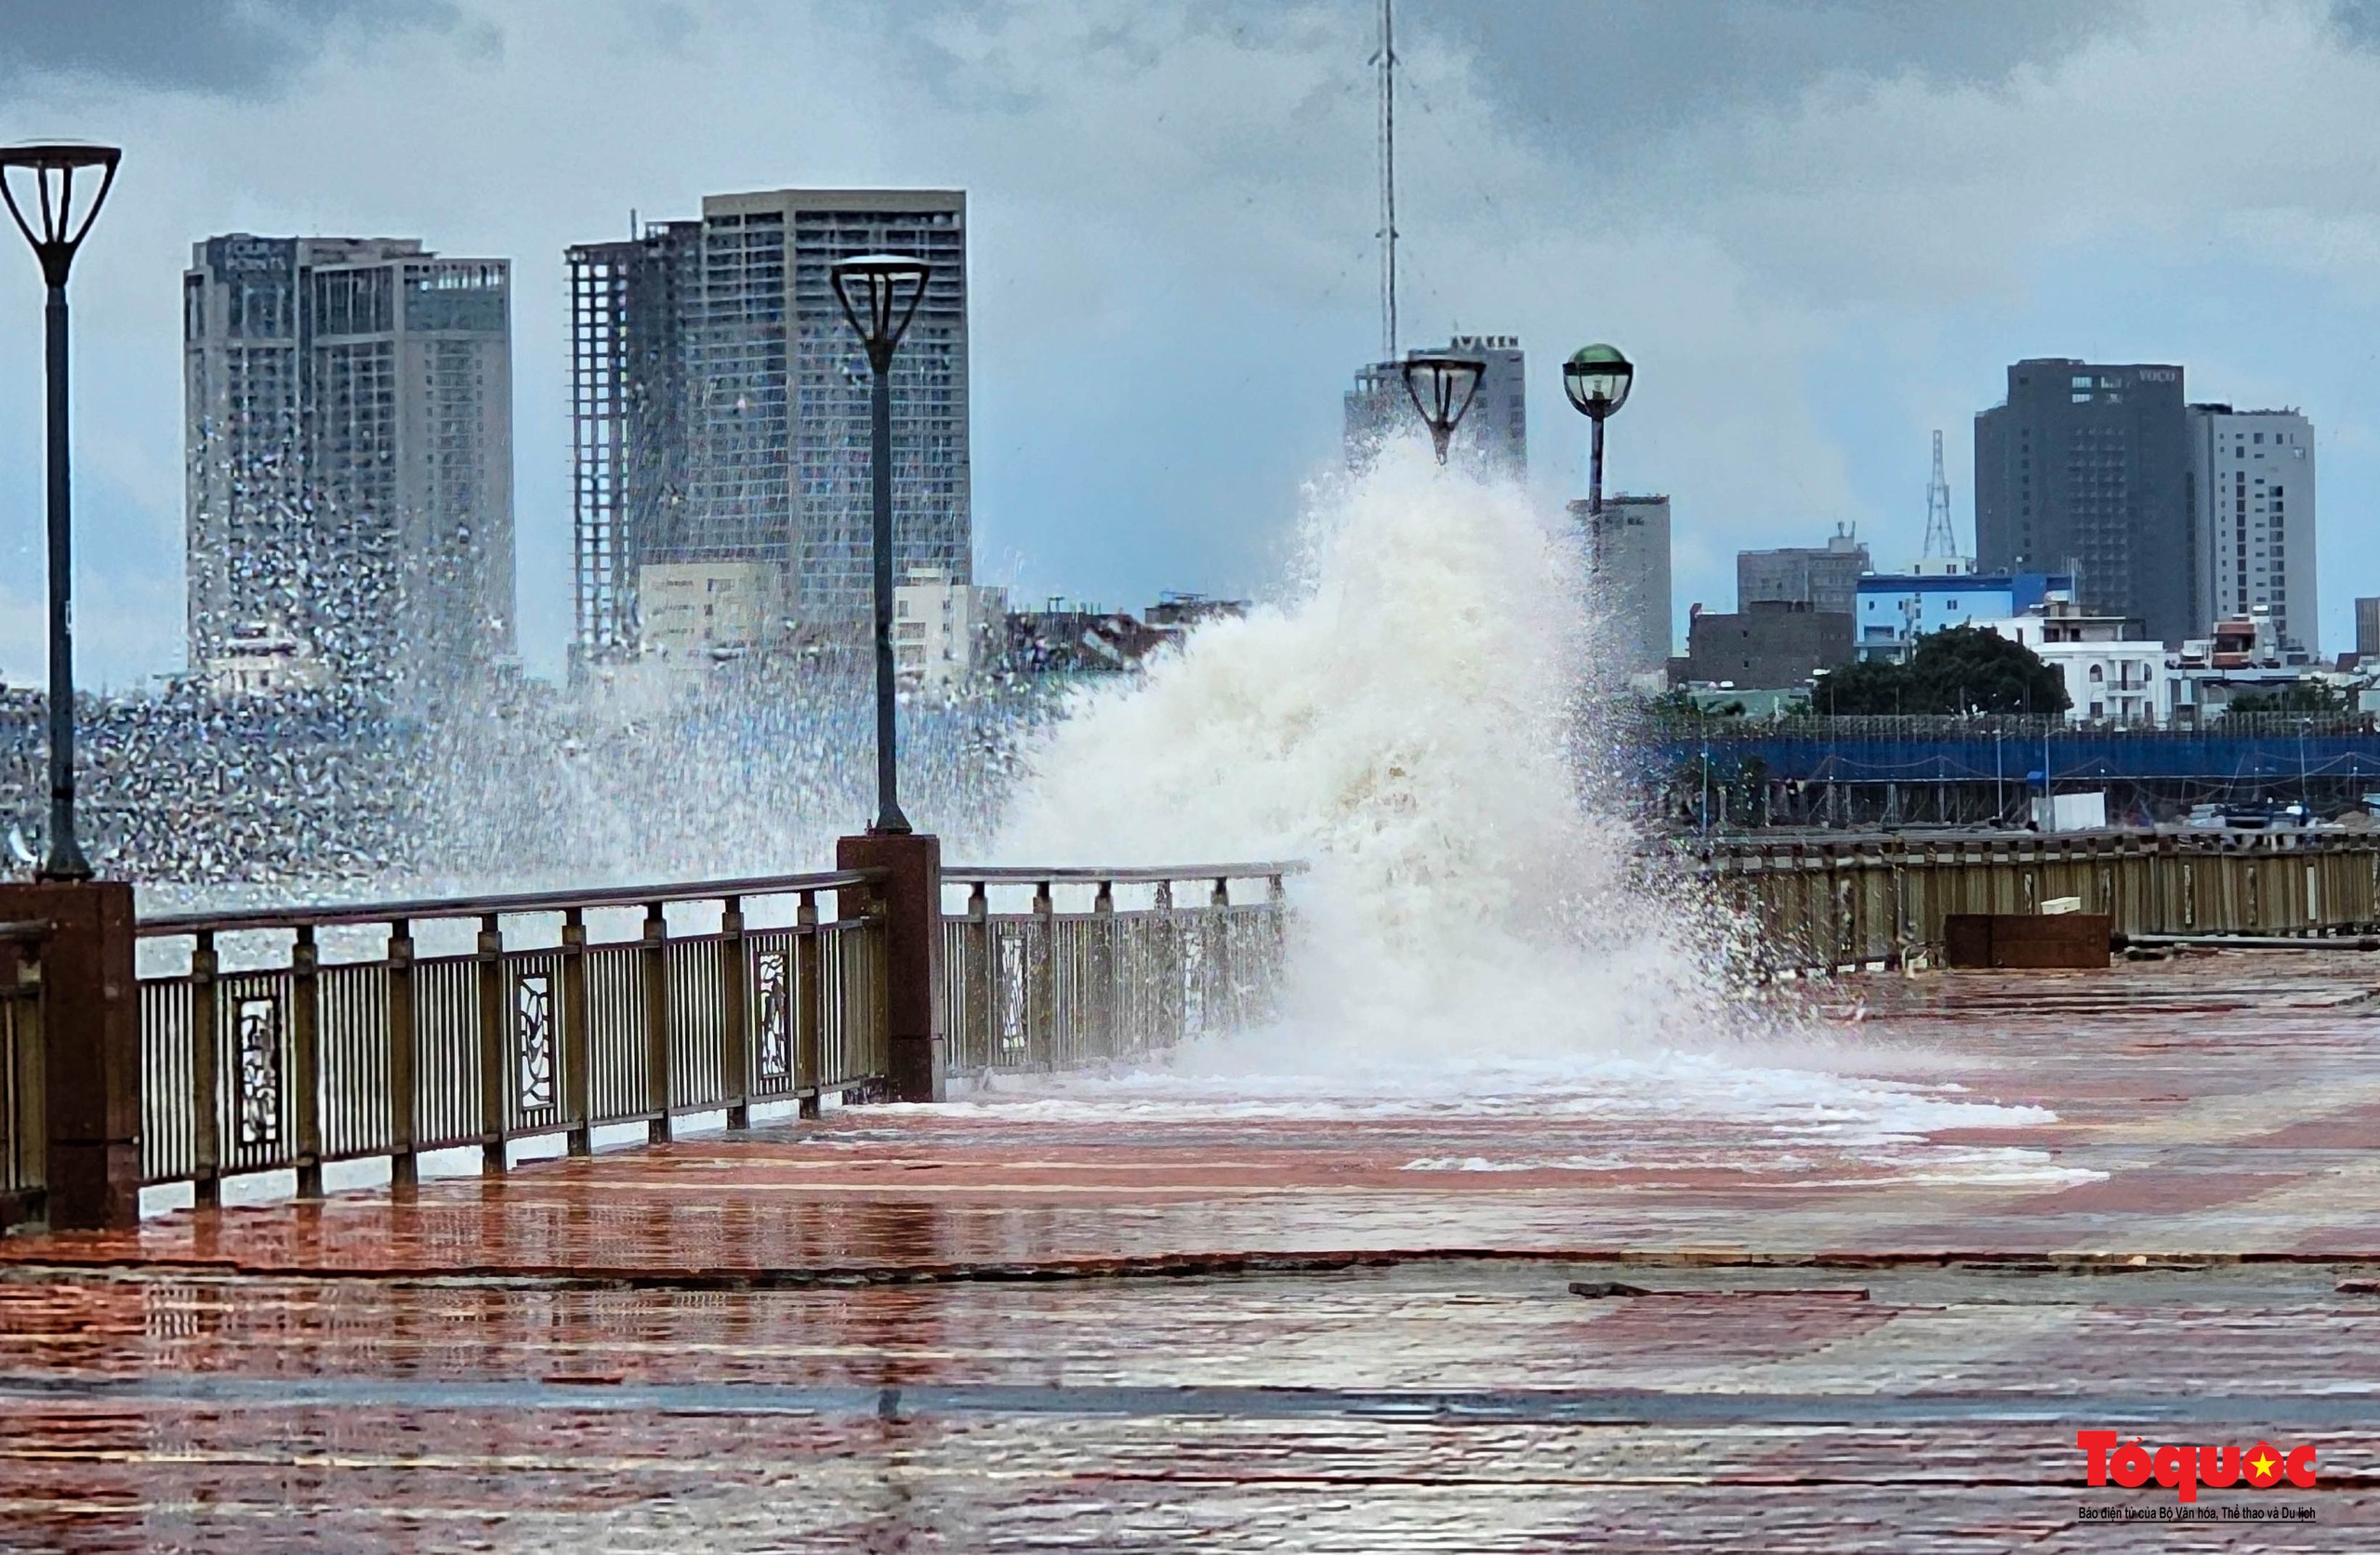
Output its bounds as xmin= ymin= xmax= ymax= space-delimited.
xmin=0 ymin=144 xmax=120 ymax=881
xmin=1563 ymin=344 xmax=1633 ymax=516
xmin=1400 ymin=353 xmax=1484 ymax=465
xmin=829 ymin=253 xmax=932 ymax=836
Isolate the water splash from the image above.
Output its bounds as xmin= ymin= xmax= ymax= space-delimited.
xmin=998 ymin=440 xmax=1740 ymax=1065
xmin=987 ymin=441 xmax=2063 ymax=1175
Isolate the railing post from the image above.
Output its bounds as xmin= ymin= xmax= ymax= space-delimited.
xmin=642 ymin=902 xmax=672 ymax=1143
xmin=1266 ymin=873 xmax=1288 ymax=1020
xmin=796 ymin=890 xmax=823 ymax=1119
xmin=561 ymin=907 xmax=591 ymax=1157
xmin=1209 ymin=877 xmax=1235 ymax=1029
xmin=190 ymin=929 xmax=219 ymax=1207
xmin=386 ymin=918 xmax=417 ymax=1191
xmin=1154 ymin=879 xmax=1183 ymax=1044
xmin=721 ymin=894 xmax=750 ymax=1130
xmin=1091 ymin=880 xmax=1116 ymax=1061
xmin=291 ymin=924 xmax=324 ymax=1200
xmin=2 ymin=881 xmax=140 ymax=1230
xmin=1029 ymin=879 xmax=1055 ymax=1070
xmin=477 ymin=913 xmax=507 ymax=1174
xmin=965 ymin=881 xmax=989 ymax=1074
xmin=835 ymin=833 xmax=946 ymax=1104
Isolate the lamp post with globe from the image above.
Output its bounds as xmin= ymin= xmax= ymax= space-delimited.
xmin=1563 ymin=344 xmax=1633 ymax=517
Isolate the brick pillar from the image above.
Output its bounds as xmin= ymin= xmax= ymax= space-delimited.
xmin=0 ymin=881 xmax=139 ymax=1230
xmin=836 ymin=833 xmax=945 ymax=1103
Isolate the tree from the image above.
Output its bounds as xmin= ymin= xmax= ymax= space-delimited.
xmin=1816 ymin=626 xmax=2068 ymax=716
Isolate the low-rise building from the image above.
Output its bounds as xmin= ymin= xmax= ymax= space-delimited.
xmin=1738 ymin=528 xmax=1870 ymax=618
xmin=203 ymin=620 xmax=331 ymax=698
xmin=1144 ymin=592 xmax=1249 ymax=631
xmin=1005 ymin=600 xmax=1170 ymax=676
xmin=637 ymin=561 xmax=781 ymax=658
xmin=1854 ymin=571 xmax=2070 ymax=663
xmin=1981 ymin=595 xmax=2177 ymax=725
xmin=893 ymin=569 xmax=1008 ymax=689
xmin=1684 ymin=600 xmax=1853 ymax=690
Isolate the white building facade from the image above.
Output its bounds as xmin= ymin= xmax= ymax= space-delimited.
xmin=1572 ymin=494 xmax=1671 ymax=681
xmin=1982 ymin=611 xmax=2184 ymax=726
xmin=2188 ymin=404 xmax=2315 ymax=653
xmin=894 ymin=569 xmax=1008 ymax=688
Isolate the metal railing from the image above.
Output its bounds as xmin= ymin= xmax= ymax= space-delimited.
xmin=122 ymin=860 xmax=1298 ymax=1199
xmin=1645 ymin=712 xmax=2380 ymax=739
xmin=1688 ymin=830 xmax=2380 ymax=974
xmin=941 ymin=864 xmax=1295 ymax=1074
xmin=0 ymin=919 xmax=45 ymax=1210
xmin=133 ymin=870 xmax=889 ymax=1198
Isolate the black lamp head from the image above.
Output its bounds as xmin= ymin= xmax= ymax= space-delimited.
xmin=0 ymin=143 xmax=122 ymax=286
xmin=829 ymin=253 xmax=932 ymax=370
xmin=1400 ymin=353 xmax=1486 ymax=465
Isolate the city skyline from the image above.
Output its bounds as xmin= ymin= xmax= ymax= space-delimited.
xmin=7 ymin=3 xmax=2380 ymax=686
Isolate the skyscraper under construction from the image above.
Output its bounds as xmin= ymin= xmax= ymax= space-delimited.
xmin=567 ymin=189 xmax=970 ymax=670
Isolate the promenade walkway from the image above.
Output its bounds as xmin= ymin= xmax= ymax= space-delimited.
xmin=5 ymin=955 xmax=2380 ymax=1548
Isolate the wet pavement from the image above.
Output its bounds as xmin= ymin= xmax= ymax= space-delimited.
xmin=7 ymin=953 xmax=2380 ymax=1549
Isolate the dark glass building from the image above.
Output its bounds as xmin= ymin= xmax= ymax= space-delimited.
xmin=1974 ymin=359 xmax=2191 ymax=644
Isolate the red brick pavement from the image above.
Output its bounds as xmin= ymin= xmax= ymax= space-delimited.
xmin=4 ymin=953 xmax=2380 ymax=1549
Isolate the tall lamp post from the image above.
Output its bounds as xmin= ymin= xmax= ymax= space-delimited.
xmin=1563 ymin=344 xmax=1633 ymax=516
xmin=1400 ymin=352 xmax=1484 ymax=464
xmin=0 ymin=144 xmax=119 ymax=881
xmin=829 ymin=253 xmax=931 ymax=836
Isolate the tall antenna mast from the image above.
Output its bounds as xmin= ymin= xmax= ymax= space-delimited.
xmin=1923 ymin=428 xmax=1956 ymax=560
xmin=1374 ymin=0 xmax=1397 ymax=358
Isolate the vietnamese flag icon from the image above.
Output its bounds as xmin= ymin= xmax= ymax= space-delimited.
xmin=2246 ymin=1444 xmax=2281 ymax=1487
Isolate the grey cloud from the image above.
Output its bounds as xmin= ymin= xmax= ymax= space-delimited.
xmin=0 ymin=0 xmax=461 ymax=98
xmin=1406 ymin=0 xmax=2139 ymax=149
xmin=2333 ymin=0 xmax=2380 ymax=48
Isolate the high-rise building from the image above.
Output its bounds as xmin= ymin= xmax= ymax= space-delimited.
xmin=568 ymin=190 xmax=969 ymax=668
xmin=1343 ymin=335 xmax=1526 ymax=481
xmin=1738 ymin=529 xmax=1871 ymax=618
xmin=2187 ymin=404 xmax=2315 ymax=653
xmin=184 ymin=234 xmax=514 ymax=694
xmin=1974 ymin=359 xmax=2191 ymax=643
xmin=1572 ymin=494 xmax=1670 ymax=677
xmin=2358 ymin=598 xmax=2380 ymax=663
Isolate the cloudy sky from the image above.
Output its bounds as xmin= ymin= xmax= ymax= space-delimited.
xmin=5 ymin=0 xmax=2380 ymax=685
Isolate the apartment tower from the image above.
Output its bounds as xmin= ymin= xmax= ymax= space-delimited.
xmin=184 ymin=234 xmax=515 ymax=693
xmin=568 ymin=189 xmax=970 ymax=666
xmin=2187 ymin=404 xmax=2315 ymax=653
xmin=1974 ymin=359 xmax=2191 ymax=643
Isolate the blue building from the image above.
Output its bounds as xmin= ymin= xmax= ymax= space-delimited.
xmin=1855 ymin=571 xmax=2071 ymax=662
